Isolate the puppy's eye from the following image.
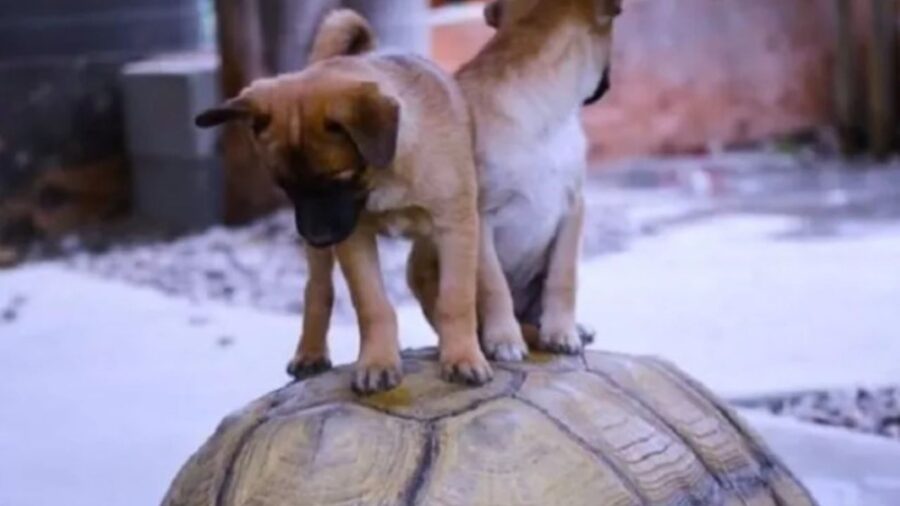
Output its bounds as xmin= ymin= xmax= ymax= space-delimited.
xmin=252 ymin=115 xmax=272 ymax=136
xmin=323 ymin=119 xmax=343 ymax=135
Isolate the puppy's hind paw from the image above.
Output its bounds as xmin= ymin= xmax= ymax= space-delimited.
xmin=483 ymin=340 xmax=527 ymax=362
xmin=534 ymin=325 xmax=583 ymax=355
xmin=481 ymin=320 xmax=528 ymax=362
xmin=286 ymin=355 xmax=333 ymax=380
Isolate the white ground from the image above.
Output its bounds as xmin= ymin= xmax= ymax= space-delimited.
xmin=1 ymin=214 xmax=899 ymax=505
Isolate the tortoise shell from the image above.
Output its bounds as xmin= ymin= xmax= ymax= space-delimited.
xmin=163 ymin=349 xmax=816 ymax=506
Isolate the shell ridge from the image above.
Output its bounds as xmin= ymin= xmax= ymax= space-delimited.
xmin=424 ymin=369 xmax=528 ymax=423
xmin=646 ymin=359 xmax=817 ymax=506
xmin=214 ymin=395 xmax=287 ymax=506
xmin=402 ymin=423 xmax=439 ymax=506
xmin=511 ymin=394 xmax=650 ymax=505
xmin=582 ymin=367 xmax=728 ymax=504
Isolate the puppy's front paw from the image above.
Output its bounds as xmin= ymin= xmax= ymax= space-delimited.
xmin=441 ymin=347 xmax=494 ymax=386
xmin=535 ymin=320 xmax=583 ymax=355
xmin=286 ymin=354 xmax=332 ymax=380
xmin=352 ymin=361 xmax=403 ymax=395
xmin=482 ymin=322 xmax=528 ymax=362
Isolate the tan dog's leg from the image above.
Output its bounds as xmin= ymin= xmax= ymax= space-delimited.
xmin=433 ymin=216 xmax=493 ymax=385
xmin=534 ymin=195 xmax=585 ymax=354
xmin=478 ymin=222 xmax=528 ymax=362
xmin=335 ymin=227 xmax=402 ymax=394
xmin=406 ymin=238 xmax=439 ymax=328
xmin=287 ymin=245 xmax=336 ymax=379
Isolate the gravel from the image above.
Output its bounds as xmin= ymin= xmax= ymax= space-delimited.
xmin=1 ymin=293 xmax=27 ymax=324
xmin=9 ymin=150 xmax=900 ymax=441
xmin=29 ymin=192 xmax=633 ymax=319
xmin=56 ymin=210 xmax=415 ymax=318
xmin=733 ymin=387 xmax=900 ymax=441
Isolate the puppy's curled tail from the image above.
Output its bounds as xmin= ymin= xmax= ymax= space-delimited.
xmin=310 ymin=9 xmax=377 ymax=63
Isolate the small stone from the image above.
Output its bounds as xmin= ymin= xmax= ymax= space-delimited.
xmin=1 ymin=308 xmax=16 ymax=322
xmin=216 ymin=336 xmax=235 ymax=348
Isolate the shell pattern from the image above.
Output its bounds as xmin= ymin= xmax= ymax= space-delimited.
xmin=163 ymin=349 xmax=816 ymax=506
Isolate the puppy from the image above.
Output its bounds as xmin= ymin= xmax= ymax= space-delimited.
xmin=196 ymin=10 xmax=491 ymax=393
xmin=454 ymin=0 xmax=622 ymax=360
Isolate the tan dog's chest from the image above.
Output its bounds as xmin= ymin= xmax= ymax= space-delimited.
xmin=481 ymin=118 xmax=586 ymax=277
xmin=365 ymin=181 xmax=433 ymax=238
xmin=368 ymin=208 xmax=433 ymax=238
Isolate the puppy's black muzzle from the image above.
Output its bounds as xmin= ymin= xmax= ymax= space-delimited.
xmin=282 ymin=180 xmax=367 ymax=249
xmin=584 ymin=67 xmax=611 ymax=106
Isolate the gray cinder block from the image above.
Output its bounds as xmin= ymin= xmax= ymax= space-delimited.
xmin=121 ymin=52 xmax=224 ymax=230
xmin=122 ymin=53 xmax=220 ymax=158
xmin=131 ymin=155 xmax=223 ymax=231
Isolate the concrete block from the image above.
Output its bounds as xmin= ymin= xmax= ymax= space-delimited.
xmin=122 ymin=52 xmax=224 ymax=230
xmin=131 ymin=155 xmax=223 ymax=230
xmin=122 ymin=52 xmax=220 ymax=158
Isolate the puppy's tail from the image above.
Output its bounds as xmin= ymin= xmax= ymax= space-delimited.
xmin=310 ymin=9 xmax=377 ymax=63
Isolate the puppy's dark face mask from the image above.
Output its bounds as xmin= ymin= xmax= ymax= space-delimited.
xmin=278 ymin=173 xmax=368 ymax=248
xmin=195 ymin=78 xmax=400 ymax=249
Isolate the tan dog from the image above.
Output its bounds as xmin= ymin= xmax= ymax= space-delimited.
xmin=195 ymin=10 xmax=491 ymax=394
xmin=449 ymin=0 xmax=622 ymax=360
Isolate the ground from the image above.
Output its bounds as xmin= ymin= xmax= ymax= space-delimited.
xmin=1 ymin=151 xmax=899 ymax=505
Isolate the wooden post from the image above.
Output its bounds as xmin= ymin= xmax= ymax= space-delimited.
xmin=259 ymin=0 xmax=338 ymax=74
xmin=866 ymin=0 xmax=898 ymax=158
xmin=833 ymin=0 xmax=865 ymax=154
xmin=213 ymin=0 xmax=283 ymax=224
xmin=213 ymin=0 xmax=266 ymax=98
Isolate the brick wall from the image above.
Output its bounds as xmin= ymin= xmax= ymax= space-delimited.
xmin=431 ymin=0 xmax=898 ymax=161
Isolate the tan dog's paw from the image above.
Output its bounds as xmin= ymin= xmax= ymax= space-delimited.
xmin=352 ymin=361 xmax=403 ymax=395
xmin=481 ymin=322 xmax=528 ymax=362
xmin=286 ymin=355 xmax=333 ymax=380
xmin=441 ymin=347 xmax=494 ymax=386
xmin=535 ymin=320 xmax=583 ymax=355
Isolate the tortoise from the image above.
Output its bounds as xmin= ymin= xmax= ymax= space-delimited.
xmin=163 ymin=349 xmax=816 ymax=506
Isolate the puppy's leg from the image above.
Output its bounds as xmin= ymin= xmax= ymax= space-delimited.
xmin=535 ymin=194 xmax=585 ymax=355
xmin=406 ymin=238 xmax=439 ymax=329
xmin=434 ymin=215 xmax=493 ymax=385
xmin=287 ymin=245 xmax=335 ymax=379
xmin=335 ymin=227 xmax=402 ymax=394
xmin=478 ymin=221 xmax=528 ymax=362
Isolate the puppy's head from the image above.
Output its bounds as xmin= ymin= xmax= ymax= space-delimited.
xmin=484 ymin=0 xmax=623 ymax=105
xmin=196 ymin=75 xmax=400 ymax=248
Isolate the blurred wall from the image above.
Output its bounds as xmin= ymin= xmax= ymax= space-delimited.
xmin=586 ymin=0 xmax=834 ymax=158
xmin=434 ymin=0 xmax=896 ymax=160
xmin=0 ymin=0 xmax=202 ymax=200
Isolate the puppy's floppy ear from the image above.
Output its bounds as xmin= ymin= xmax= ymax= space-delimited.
xmin=597 ymin=0 xmax=623 ymax=18
xmin=328 ymin=82 xmax=400 ymax=169
xmin=195 ymin=98 xmax=271 ymax=133
xmin=484 ymin=0 xmax=504 ymax=28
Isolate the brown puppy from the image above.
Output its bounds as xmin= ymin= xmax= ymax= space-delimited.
xmin=196 ymin=10 xmax=491 ymax=394
xmin=414 ymin=0 xmax=622 ymax=361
